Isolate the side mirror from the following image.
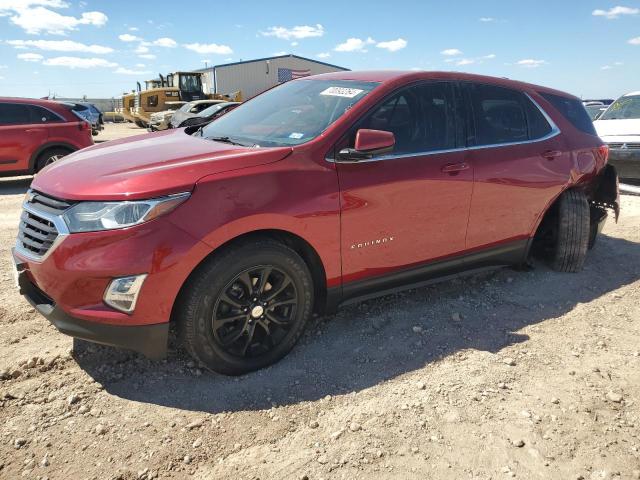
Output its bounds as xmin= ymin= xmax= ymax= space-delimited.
xmin=338 ymin=129 xmax=395 ymax=162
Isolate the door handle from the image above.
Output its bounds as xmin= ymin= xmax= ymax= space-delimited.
xmin=441 ymin=162 xmax=470 ymax=173
xmin=541 ymin=150 xmax=562 ymax=161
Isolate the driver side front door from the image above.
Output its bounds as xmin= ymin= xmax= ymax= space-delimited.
xmin=334 ymin=81 xmax=474 ymax=294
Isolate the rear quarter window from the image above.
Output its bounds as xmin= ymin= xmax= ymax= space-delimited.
xmin=539 ymin=92 xmax=597 ymax=136
xmin=29 ymin=105 xmax=63 ymax=123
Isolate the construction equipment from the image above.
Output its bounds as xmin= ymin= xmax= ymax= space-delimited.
xmin=118 ymin=72 xmax=243 ymax=128
xmin=115 ymin=92 xmax=136 ymax=123
xmin=129 ymin=72 xmax=243 ymax=128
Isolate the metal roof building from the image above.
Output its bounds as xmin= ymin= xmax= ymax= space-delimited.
xmin=195 ymin=54 xmax=349 ymax=100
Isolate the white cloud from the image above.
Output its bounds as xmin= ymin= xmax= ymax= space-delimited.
xmin=42 ymin=56 xmax=117 ymax=68
xmin=592 ymin=6 xmax=639 ymax=19
xmin=272 ymin=51 xmax=287 ymax=56
xmin=441 ymin=48 xmax=462 ymax=56
xmin=128 ymin=26 xmax=139 ymax=31
xmin=517 ymin=59 xmax=546 ymax=68
xmin=479 ymin=17 xmax=495 ymax=22
xmin=456 ymin=58 xmax=475 ymax=66
xmin=184 ymin=42 xmax=232 ymax=54
xmin=316 ymin=52 xmax=331 ymax=59
xmin=138 ymin=53 xmax=156 ymax=59
xmin=290 ymin=41 xmax=298 ymax=47
xmin=118 ymin=33 xmax=140 ymax=42
xmin=334 ymin=37 xmax=375 ymax=52
xmin=261 ymin=24 xmax=324 ymax=41
xmin=482 ymin=53 xmax=496 ymax=59
xmin=7 ymin=39 xmax=113 ymax=53
xmin=115 ymin=66 xmax=151 ymax=75
xmin=17 ymin=52 xmax=43 ymax=62
xmin=629 ymin=36 xmax=640 ymax=45
xmin=376 ymin=38 xmax=407 ymax=52
xmin=0 ymin=0 xmax=68 ymax=13
xmin=135 ymin=44 xmax=149 ymax=54
xmin=601 ymin=65 xmax=613 ymax=70
xmin=7 ymin=5 xmax=107 ymax=35
xmin=151 ymin=37 xmax=176 ymax=48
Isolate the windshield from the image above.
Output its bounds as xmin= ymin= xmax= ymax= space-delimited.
xmin=179 ymin=74 xmax=202 ymax=93
xmin=201 ymin=79 xmax=379 ymax=147
xmin=600 ymin=95 xmax=640 ymax=120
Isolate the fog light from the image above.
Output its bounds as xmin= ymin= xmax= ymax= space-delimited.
xmin=104 ymin=274 xmax=147 ymax=313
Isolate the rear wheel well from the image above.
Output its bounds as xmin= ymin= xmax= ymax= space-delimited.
xmin=171 ymin=230 xmax=328 ymax=324
xmin=33 ymin=145 xmax=74 ymax=172
xmin=531 ymin=188 xmax=592 ymax=267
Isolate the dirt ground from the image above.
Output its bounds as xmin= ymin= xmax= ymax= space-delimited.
xmin=1 ymin=124 xmax=639 ymax=480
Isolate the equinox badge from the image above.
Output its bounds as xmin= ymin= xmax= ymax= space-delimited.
xmin=350 ymin=237 xmax=395 ymax=250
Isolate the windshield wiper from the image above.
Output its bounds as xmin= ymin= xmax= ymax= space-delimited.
xmin=209 ymin=136 xmax=256 ymax=147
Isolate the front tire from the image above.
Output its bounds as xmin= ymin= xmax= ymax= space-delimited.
xmin=178 ymin=239 xmax=313 ymax=375
xmin=551 ymin=189 xmax=590 ymax=272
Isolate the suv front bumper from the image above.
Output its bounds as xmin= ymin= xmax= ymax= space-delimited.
xmin=14 ymin=250 xmax=169 ymax=359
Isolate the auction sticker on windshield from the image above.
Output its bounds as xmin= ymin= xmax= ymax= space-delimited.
xmin=320 ymin=87 xmax=364 ymax=98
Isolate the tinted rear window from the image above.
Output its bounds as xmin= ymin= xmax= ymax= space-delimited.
xmin=466 ymin=83 xmax=552 ymax=146
xmin=540 ymin=92 xmax=597 ymax=136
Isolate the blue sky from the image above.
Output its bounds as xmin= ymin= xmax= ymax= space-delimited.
xmin=1 ymin=0 xmax=639 ymax=100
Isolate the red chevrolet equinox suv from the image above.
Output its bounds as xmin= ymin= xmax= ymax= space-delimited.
xmin=13 ymin=72 xmax=619 ymax=375
xmin=0 ymin=97 xmax=93 ymax=176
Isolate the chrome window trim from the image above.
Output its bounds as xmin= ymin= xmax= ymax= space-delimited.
xmin=15 ymin=201 xmax=70 ymax=263
xmin=328 ymin=91 xmax=561 ymax=165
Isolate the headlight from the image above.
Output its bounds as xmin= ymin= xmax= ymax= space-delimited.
xmin=62 ymin=192 xmax=190 ymax=233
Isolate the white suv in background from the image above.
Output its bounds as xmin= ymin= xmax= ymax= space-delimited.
xmin=594 ymin=91 xmax=640 ymax=181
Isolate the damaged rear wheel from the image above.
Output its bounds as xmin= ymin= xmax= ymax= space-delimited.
xmin=551 ymin=189 xmax=590 ymax=273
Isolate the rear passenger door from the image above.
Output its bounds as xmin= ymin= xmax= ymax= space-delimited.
xmin=462 ymin=82 xmax=571 ymax=250
xmin=0 ymin=103 xmax=48 ymax=172
xmin=335 ymin=81 xmax=474 ymax=283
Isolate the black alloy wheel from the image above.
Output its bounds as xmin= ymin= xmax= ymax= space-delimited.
xmin=211 ymin=266 xmax=298 ymax=358
xmin=178 ymin=239 xmax=313 ymax=375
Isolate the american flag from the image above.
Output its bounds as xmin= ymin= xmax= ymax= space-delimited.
xmin=277 ymin=67 xmax=311 ymax=83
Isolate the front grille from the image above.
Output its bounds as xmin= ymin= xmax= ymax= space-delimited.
xmin=607 ymin=142 xmax=640 ymax=150
xmin=17 ymin=191 xmax=74 ymax=259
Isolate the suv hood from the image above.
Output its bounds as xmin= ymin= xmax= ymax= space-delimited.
xmin=594 ymin=118 xmax=640 ymax=138
xmin=32 ymin=129 xmax=293 ymax=201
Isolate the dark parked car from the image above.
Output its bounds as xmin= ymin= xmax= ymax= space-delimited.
xmin=174 ymin=102 xmax=240 ymax=128
xmin=13 ymin=71 xmax=618 ymax=375
xmin=0 ymin=97 xmax=93 ymax=176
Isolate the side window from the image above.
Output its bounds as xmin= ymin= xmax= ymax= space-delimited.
xmin=350 ymin=82 xmax=456 ymax=155
xmin=147 ymin=95 xmax=158 ymax=107
xmin=524 ymin=98 xmax=553 ymax=139
xmin=416 ymin=82 xmax=457 ymax=151
xmin=0 ymin=103 xmax=32 ymax=125
xmin=29 ymin=105 xmax=63 ymax=123
xmin=540 ymin=92 xmax=596 ymax=136
xmin=360 ymin=89 xmax=420 ymax=154
xmin=468 ymin=84 xmax=528 ymax=145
